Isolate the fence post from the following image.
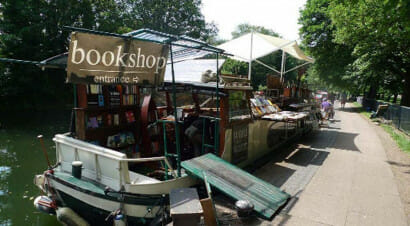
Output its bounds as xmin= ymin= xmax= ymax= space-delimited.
xmin=398 ymin=106 xmax=402 ymax=130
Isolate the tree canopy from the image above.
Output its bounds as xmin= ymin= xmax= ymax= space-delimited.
xmin=299 ymin=0 xmax=410 ymax=106
xmin=0 ymin=0 xmax=217 ymax=110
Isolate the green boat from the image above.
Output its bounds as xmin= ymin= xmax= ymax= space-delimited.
xmin=0 ymin=27 xmax=316 ymax=225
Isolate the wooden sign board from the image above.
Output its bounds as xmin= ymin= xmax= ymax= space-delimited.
xmin=232 ymin=124 xmax=248 ymax=164
xmin=67 ymin=32 xmax=169 ymax=85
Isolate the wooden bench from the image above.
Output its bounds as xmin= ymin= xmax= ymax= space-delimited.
xmin=170 ymin=188 xmax=203 ymax=226
xmin=371 ymin=104 xmax=388 ymax=118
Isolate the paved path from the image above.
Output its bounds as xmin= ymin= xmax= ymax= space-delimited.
xmin=271 ymin=104 xmax=408 ymax=226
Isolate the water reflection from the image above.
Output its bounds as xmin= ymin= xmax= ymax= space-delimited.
xmin=0 ymin=110 xmax=70 ymax=226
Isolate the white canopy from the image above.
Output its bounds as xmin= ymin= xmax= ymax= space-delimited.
xmin=217 ymin=32 xmax=314 ymax=80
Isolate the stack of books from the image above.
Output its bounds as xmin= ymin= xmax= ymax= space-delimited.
xmin=109 ymin=86 xmax=121 ymax=107
xmin=106 ymin=114 xmax=120 ymax=126
xmin=122 ymin=85 xmax=138 ymax=105
xmin=87 ymin=115 xmax=103 ymax=128
xmin=250 ymin=97 xmax=278 ymax=116
xmin=87 ymin=85 xmax=103 ymax=107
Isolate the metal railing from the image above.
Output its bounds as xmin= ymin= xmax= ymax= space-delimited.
xmin=199 ymin=115 xmax=220 ymax=155
xmin=158 ymin=119 xmax=181 ymax=179
xmin=359 ymin=97 xmax=410 ymax=135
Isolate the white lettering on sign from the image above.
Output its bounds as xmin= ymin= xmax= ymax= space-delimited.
xmin=70 ymin=40 xmax=167 ymax=74
xmin=94 ymin=75 xmax=136 ymax=84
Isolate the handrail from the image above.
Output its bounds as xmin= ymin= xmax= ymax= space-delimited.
xmin=199 ymin=116 xmax=220 ymax=155
xmin=55 ymin=135 xmax=178 ymax=179
xmin=121 ymin=156 xmax=177 ymax=179
xmin=159 ymin=119 xmax=181 ymax=178
xmin=119 ymin=156 xmax=166 ymax=162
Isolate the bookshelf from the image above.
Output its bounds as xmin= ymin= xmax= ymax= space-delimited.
xmin=75 ymin=84 xmax=140 ymax=155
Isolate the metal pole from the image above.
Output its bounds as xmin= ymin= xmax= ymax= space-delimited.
xmin=162 ymin=122 xmax=168 ymax=180
xmin=284 ymin=62 xmax=311 ymax=74
xmin=248 ymin=32 xmax=253 ymax=80
xmin=169 ymin=44 xmax=181 ymax=177
xmin=37 ymin=135 xmax=52 ymax=169
xmin=280 ymin=50 xmax=286 ymax=83
xmin=215 ymin=53 xmax=220 ymax=153
xmin=254 ymin=59 xmax=281 ymax=74
xmin=71 ymin=84 xmax=77 ymax=134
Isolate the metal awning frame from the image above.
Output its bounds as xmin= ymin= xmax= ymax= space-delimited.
xmin=228 ymin=33 xmax=311 ymax=82
xmin=242 ymin=32 xmax=312 ymax=82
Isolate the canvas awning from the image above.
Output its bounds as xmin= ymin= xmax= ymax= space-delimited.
xmin=216 ymin=32 xmax=314 ymax=80
xmin=217 ymin=32 xmax=313 ymax=63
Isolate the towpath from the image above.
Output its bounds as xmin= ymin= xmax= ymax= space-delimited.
xmin=215 ymin=103 xmax=409 ymax=226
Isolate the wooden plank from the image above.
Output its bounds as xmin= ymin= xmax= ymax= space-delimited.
xmin=182 ymin=154 xmax=290 ymax=219
xmin=75 ymin=109 xmax=86 ymax=140
xmin=200 ymin=198 xmax=217 ymax=226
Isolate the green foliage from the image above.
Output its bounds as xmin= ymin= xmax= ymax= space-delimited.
xmin=0 ymin=0 xmax=216 ymax=110
xmin=299 ymin=0 xmax=410 ymax=106
xmin=329 ymin=0 xmax=409 ymax=105
xmin=299 ymin=0 xmax=355 ymax=91
xmin=231 ymin=23 xmax=280 ymax=39
xmin=221 ymin=58 xmax=248 ymax=76
xmin=258 ymin=85 xmax=267 ymax=91
xmin=119 ymin=0 xmax=218 ymax=40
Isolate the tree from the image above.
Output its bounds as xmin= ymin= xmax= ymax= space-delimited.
xmin=0 ymin=0 xmax=102 ymax=109
xmin=329 ymin=0 xmax=410 ymax=106
xmin=231 ymin=23 xmax=279 ymax=39
xmin=0 ymin=0 xmax=218 ymax=110
xmin=120 ymin=0 xmax=217 ymax=40
xmin=298 ymin=0 xmax=355 ymax=92
xmin=299 ymin=0 xmax=410 ymax=106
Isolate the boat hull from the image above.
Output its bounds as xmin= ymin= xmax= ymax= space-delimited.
xmin=41 ymin=172 xmax=196 ymax=225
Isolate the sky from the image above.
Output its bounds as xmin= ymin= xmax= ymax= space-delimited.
xmin=201 ymin=0 xmax=307 ymax=41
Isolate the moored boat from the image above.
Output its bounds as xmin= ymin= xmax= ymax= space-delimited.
xmin=0 ymin=27 xmax=316 ymax=225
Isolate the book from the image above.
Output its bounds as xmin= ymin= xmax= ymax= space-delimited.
xmin=98 ymin=94 xmax=104 ymax=107
xmin=90 ymin=84 xmax=100 ymax=94
xmin=97 ymin=115 xmax=103 ymax=127
xmin=109 ymin=85 xmax=121 ymax=106
xmin=87 ymin=95 xmax=99 ymax=106
xmin=88 ymin=117 xmax=99 ymax=128
xmin=125 ymin=111 xmax=135 ymax=123
xmin=106 ymin=114 xmax=112 ymax=126
xmin=106 ymin=132 xmax=135 ymax=148
xmin=113 ymin=114 xmax=119 ymax=126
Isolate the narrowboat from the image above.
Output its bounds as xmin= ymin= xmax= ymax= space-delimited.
xmin=0 ymin=27 xmax=317 ymax=225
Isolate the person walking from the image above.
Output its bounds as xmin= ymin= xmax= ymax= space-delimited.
xmin=341 ymin=93 xmax=347 ymax=109
xmin=321 ymin=98 xmax=331 ymax=120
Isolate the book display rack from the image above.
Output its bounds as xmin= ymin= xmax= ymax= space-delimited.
xmin=75 ymin=84 xmax=140 ymax=155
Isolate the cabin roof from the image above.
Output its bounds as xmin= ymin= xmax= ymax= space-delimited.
xmin=39 ymin=28 xmax=227 ymax=69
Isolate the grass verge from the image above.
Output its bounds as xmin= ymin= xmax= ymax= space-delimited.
xmin=380 ymin=124 xmax=410 ymax=153
xmin=352 ymin=102 xmax=372 ymax=118
xmin=353 ymin=102 xmax=410 ymax=153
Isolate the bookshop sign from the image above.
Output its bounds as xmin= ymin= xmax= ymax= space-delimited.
xmin=67 ymin=32 xmax=169 ymax=85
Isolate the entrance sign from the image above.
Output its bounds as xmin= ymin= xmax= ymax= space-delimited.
xmin=67 ymin=32 xmax=169 ymax=85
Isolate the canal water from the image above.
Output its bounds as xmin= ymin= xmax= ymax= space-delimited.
xmin=0 ymin=110 xmax=70 ymax=226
